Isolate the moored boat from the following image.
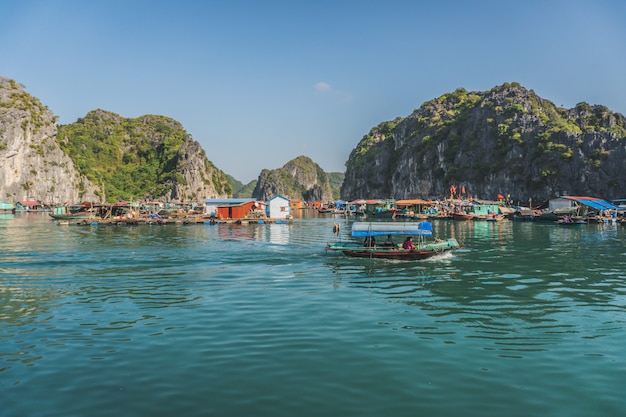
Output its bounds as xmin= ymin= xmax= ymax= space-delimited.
xmin=450 ymin=211 xmax=474 ymax=221
xmin=49 ymin=202 xmax=99 ymax=220
xmin=0 ymin=201 xmax=16 ymax=214
xmin=325 ymin=221 xmax=459 ymax=260
xmin=556 ymin=217 xmax=586 ymax=226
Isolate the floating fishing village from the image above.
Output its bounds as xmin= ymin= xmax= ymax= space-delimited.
xmin=4 ymin=6 xmax=626 ymax=417
xmin=2 ymin=191 xmax=624 ymax=227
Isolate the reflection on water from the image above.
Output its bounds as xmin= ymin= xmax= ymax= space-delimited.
xmin=1 ymin=216 xmax=625 ymax=416
xmin=326 ymin=220 xmax=626 ymax=359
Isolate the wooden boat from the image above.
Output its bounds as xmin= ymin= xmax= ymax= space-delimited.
xmin=480 ymin=214 xmax=506 ymax=221
xmin=325 ymin=221 xmax=460 ymax=260
xmin=49 ymin=202 xmax=98 ymax=220
xmin=49 ymin=211 xmax=98 ymax=220
xmin=369 ymin=208 xmax=401 ymax=218
xmin=556 ymin=218 xmax=586 ymax=226
xmin=450 ymin=211 xmax=474 ymax=221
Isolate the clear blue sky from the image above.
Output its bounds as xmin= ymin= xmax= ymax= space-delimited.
xmin=2 ymin=0 xmax=625 ymax=183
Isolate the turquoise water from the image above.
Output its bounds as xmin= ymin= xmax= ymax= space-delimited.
xmin=1 ymin=213 xmax=625 ymax=417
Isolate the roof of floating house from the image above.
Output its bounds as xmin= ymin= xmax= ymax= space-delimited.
xmin=17 ymin=200 xmax=43 ymax=206
xmin=204 ymin=198 xmax=255 ymax=206
xmin=395 ymin=199 xmax=431 ymax=206
xmin=269 ymin=195 xmax=289 ymax=202
xmin=560 ymin=196 xmax=618 ymax=210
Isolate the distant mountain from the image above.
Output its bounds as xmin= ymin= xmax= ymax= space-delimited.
xmin=0 ymin=75 xmax=233 ymax=203
xmin=251 ymin=155 xmax=343 ymax=201
xmin=1 ymin=75 xmax=343 ymax=205
xmin=227 ymin=174 xmax=257 ymax=198
xmin=327 ymin=172 xmax=344 ymax=200
xmin=341 ymin=82 xmax=626 ymax=201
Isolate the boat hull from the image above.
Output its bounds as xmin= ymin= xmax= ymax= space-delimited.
xmin=556 ymin=220 xmax=585 ymax=226
xmin=450 ymin=212 xmax=473 ymax=221
xmin=327 ymin=238 xmax=459 ymax=260
xmin=49 ymin=212 xmax=97 ymax=220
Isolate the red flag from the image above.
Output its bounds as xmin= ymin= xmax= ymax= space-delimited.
xmin=461 ymin=185 xmax=466 ymax=194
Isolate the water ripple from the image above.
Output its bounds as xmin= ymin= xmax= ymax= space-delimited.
xmin=1 ymin=216 xmax=625 ymax=416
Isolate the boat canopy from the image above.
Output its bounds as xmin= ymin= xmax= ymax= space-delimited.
xmin=351 ymin=221 xmax=433 ymax=237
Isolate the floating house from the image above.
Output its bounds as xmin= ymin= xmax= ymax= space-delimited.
xmin=267 ymin=195 xmax=291 ymax=219
xmin=204 ymin=198 xmax=257 ymax=219
xmin=0 ymin=201 xmax=16 ymax=213
xmin=346 ymin=199 xmax=367 ymax=216
xmin=16 ymin=200 xmax=46 ymax=211
xmin=289 ymin=199 xmax=306 ymax=210
xmin=540 ymin=196 xmax=618 ymax=220
xmin=395 ymin=199 xmax=431 ymax=217
xmin=613 ymin=199 xmax=626 ymax=212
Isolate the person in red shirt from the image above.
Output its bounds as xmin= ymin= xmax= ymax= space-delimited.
xmin=402 ymin=236 xmax=415 ymax=250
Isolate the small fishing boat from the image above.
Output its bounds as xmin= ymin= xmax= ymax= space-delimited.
xmin=325 ymin=221 xmax=459 ymax=260
xmin=556 ymin=217 xmax=586 ymax=226
xmin=450 ymin=211 xmax=474 ymax=221
xmin=49 ymin=202 xmax=99 ymax=220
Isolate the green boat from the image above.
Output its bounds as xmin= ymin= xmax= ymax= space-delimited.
xmin=49 ymin=202 xmax=98 ymax=220
xmin=325 ymin=221 xmax=460 ymax=260
xmin=0 ymin=201 xmax=16 ymax=214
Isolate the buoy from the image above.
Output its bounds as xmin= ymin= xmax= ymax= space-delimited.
xmin=333 ymin=223 xmax=340 ymax=234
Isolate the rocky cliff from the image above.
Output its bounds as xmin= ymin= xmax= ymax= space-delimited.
xmin=252 ymin=155 xmax=340 ymax=201
xmin=0 ymin=77 xmax=99 ymax=203
xmin=56 ymin=109 xmax=232 ymax=202
xmin=341 ymin=83 xmax=626 ymax=202
xmin=0 ymin=76 xmax=231 ymax=204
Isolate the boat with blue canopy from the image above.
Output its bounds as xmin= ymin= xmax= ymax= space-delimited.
xmin=325 ymin=221 xmax=460 ymax=260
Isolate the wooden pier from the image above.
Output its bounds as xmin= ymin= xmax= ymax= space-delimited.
xmin=56 ymin=216 xmax=293 ymax=226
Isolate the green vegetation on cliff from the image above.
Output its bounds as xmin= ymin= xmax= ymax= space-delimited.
xmin=252 ymin=155 xmax=343 ymax=201
xmin=227 ymin=174 xmax=257 ymax=198
xmin=342 ymin=82 xmax=626 ymax=200
xmin=0 ymin=79 xmax=54 ymax=134
xmin=57 ymin=110 xmax=231 ymax=202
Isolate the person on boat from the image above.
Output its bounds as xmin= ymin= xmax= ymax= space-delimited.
xmin=383 ymin=235 xmax=395 ymax=247
xmin=363 ymin=236 xmax=376 ymax=247
xmin=402 ymin=236 xmax=415 ymax=250
xmin=562 ymin=216 xmax=570 ymax=223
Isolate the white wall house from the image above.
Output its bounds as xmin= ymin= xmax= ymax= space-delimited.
xmin=267 ymin=195 xmax=290 ymax=219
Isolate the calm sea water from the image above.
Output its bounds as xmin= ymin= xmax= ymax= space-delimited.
xmin=1 ymin=213 xmax=625 ymax=417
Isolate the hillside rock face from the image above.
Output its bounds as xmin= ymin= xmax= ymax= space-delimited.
xmin=0 ymin=77 xmax=98 ymax=203
xmin=341 ymin=83 xmax=626 ymax=202
xmin=173 ymin=137 xmax=229 ymax=201
xmin=252 ymin=156 xmax=334 ymax=201
xmin=56 ymin=109 xmax=231 ymax=202
xmin=0 ymin=76 xmax=231 ymax=204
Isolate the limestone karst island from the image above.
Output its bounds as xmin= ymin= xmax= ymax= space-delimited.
xmin=1 ymin=76 xmax=625 ymax=223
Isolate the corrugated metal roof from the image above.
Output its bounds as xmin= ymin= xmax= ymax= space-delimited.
xmin=204 ymin=198 xmax=255 ymax=204
xmin=395 ymin=199 xmax=430 ymax=205
xmin=561 ymin=196 xmax=617 ymax=210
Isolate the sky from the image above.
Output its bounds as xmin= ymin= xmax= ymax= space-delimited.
xmin=2 ymin=0 xmax=625 ymax=183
